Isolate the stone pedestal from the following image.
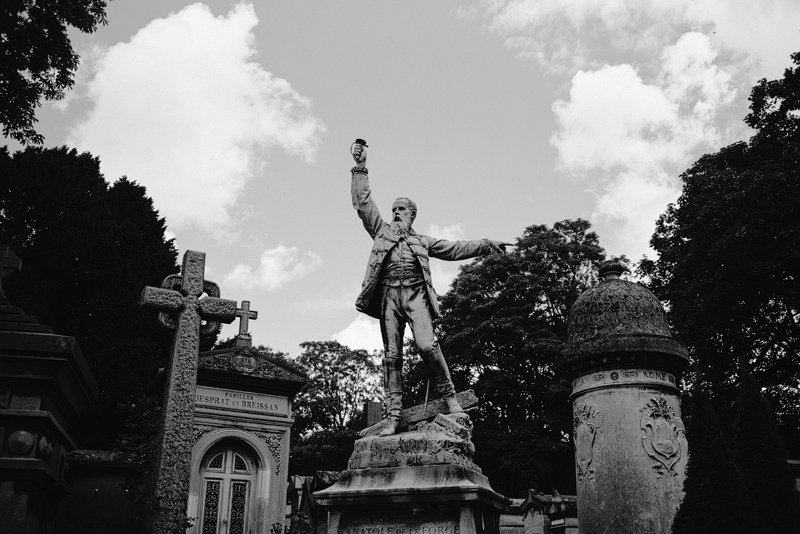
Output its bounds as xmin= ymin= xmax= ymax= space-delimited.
xmin=315 ymin=414 xmax=508 ymax=534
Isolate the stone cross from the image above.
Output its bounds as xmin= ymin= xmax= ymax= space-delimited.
xmin=140 ymin=250 xmax=236 ymax=533
xmin=233 ymin=300 xmax=258 ymax=348
xmin=236 ymin=300 xmax=258 ymax=335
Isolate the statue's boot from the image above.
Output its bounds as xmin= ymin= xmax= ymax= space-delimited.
xmin=444 ymin=394 xmax=465 ymax=414
xmin=378 ymin=416 xmax=400 ymax=436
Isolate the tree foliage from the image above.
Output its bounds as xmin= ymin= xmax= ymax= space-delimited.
xmin=1 ymin=0 xmax=108 ymax=144
xmin=288 ymin=428 xmax=359 ymax=476
xmin=0 ymin=146 xmax=178 ymax=423
xmin=435 ymin=219 xmax=605 ymax=495
xmin=672 ymin=391 xmax=758 ymax=534
xmin=733 ymin=367 xmax=800 ymax=534
xmin=292 ymin=341 xmax=382 ymax=435
xmin=641 ymin=52 xmax=800 ymax=452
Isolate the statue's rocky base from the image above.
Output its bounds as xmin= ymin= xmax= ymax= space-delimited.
xmin=315 ymin=413 xmax=508 ymax=534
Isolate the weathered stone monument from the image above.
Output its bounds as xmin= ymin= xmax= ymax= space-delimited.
xmin=316 ymin=391 xmax=508 ymax=533
xmin=559 ymin=260 xmax=689 ymax=533
xmin=140 ymin=250 xmax=236 ymax=533
xmin=185 ymin=300 xmax=306 ymax=533
xmin=317 ymin=141 xmax=509 ymax=531
xmin=0 ymin=245 xmax=98 ymax=533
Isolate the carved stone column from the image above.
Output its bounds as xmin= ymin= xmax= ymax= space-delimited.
xmin=560 ymin=261 xmax=689 ymax=534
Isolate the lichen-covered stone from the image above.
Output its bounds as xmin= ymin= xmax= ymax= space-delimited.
xmin=140 ymin=250 xmax=238 ymax=534
xmin=561 ymin=261 xmax=688 ymax=376
xmin=348 ymin=413 xmax=478 ymax=472
xmin=562 ymin=260 xmax=689 ymax=534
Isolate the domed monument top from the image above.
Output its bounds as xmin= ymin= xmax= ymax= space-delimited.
xmin=560 ymin=259 xmax=688 ymax=378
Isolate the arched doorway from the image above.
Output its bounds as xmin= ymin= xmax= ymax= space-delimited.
xmin=198 ymin=440 xmax=259 ymax=534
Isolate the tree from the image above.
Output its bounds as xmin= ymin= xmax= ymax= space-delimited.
xmin=292 ymin=341 xmax=382 ymax=435
xmin=641 ymin=52 xmax=800 ymax=452
xmin=0 ymin=146 xmax=178 ymax=447
xmin=733 ymin=365 xmax=800 ymax=534
xmin=288 ymin=428 xmax=359 ymax=476
xmin=435 ymin=219 xmax=605 ymax=496
xmin=1 ymin=0 xmax=108 ymax=144
xmin=672 ymin=390 xmax=758 ymax=534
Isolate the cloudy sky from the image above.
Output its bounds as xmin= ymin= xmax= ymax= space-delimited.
xmin=18 ymin=0 xmax=800 ymax=355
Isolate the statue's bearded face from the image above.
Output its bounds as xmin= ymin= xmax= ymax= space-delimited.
xmin=391 ymin=199 xmax=415 ymax=229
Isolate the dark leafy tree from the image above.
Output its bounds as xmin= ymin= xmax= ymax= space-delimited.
xmin=288 ymin=341 xmax=379 ymax=476
xmin=435 ymin=219 xmax=605 ymax=496
xmin=288 ymin=428 xmax=359 ymax=476
xmin=672 ymin=390 xmax=758 ymax=534
xmin=0 ymin=146 xmax=178 ymax=445
xmin=733 ymin=365 xmax=800 ymax=534
xmin=641 ymin=52 xmax=800 ymax=452
xmin=1 ymin=0 xmax=108 ymax=144
xmin=292 ymin=341 xmax=381 ymax=435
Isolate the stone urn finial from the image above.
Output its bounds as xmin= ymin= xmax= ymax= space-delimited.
xmin=598 ymin=259 xmax=626 ymax=281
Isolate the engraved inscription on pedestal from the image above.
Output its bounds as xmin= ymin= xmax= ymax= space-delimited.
xmin=338 ymin=511 xmax=459 ymax=534
xmin=572 ymin=368 xmax=676 ymax=395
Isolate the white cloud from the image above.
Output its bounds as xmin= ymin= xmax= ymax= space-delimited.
xmin=332 ymin=316 xmax=384 ymax=353
xmin=67 ymin=3 xmax=325 ymax=233
xmin=551 ymin=32 xmax=736 ymax=258
xmin=472 ymin=2 xmax=800 ymax=260
xmin=427 ymin=223 xmax=465 ymax=242
xmin=477 ymin=0 xmax=800 ymax=78
xmin=224 ymin=245 xmax=322 ymax=291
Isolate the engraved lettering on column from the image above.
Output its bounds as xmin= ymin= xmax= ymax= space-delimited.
xmin=640 ymin=397 xmax=685 ymax=478
xmin=574 ymin=405 xmax=603 ymax=484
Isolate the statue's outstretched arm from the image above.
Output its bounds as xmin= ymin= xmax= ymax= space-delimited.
xmin=426 ymin=238 xmax=510 ymax=261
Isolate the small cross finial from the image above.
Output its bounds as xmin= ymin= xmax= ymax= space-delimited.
xmin=234 ymin=301 xmax=258 ymax=349
xmin=235 ymin=300 xmax=258 ymax=336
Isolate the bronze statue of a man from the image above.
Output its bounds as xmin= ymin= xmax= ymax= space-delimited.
xmin=350 ymin=141 xmax=507 ymax=436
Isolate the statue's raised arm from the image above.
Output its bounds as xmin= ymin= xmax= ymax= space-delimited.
xmin=350 ymin=140 xmax=384 ymax=238
xmin=348 ymin=139 xmax=510 ymax=436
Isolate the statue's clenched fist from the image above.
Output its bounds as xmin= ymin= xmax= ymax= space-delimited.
xmin=486 ymin=240 xmax=513 ymax=254
xmin=351 ymin=138 xmax=368 ymax=164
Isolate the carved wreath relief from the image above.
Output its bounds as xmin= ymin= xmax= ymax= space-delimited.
xmin=640 ymin=397 xmax=685 ymax=478
xmin=574 ymin=405 xmax=603 ymax=484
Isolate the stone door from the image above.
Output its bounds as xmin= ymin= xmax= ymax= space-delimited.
xmin=199 ymin=443 xmax=259 ymax=534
